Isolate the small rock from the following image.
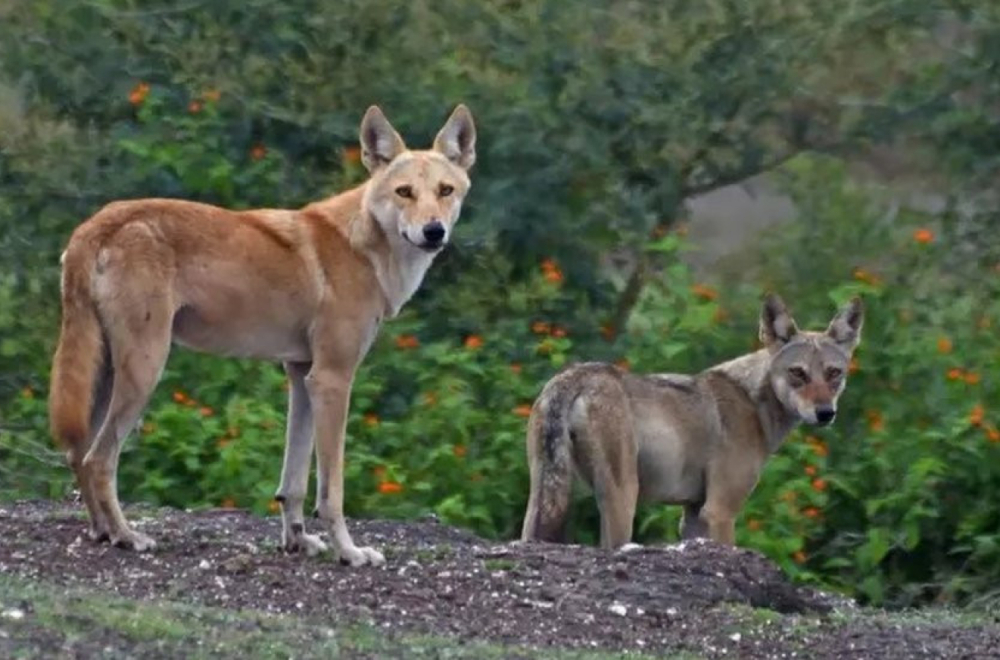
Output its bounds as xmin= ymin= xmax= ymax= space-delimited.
xmin=609 ymin=602 xmax=627 ymax=616
xmin=1 ymin=608 xmax=25 ymax=620
xmin=730 ymin=632 xmax=742 ymax=642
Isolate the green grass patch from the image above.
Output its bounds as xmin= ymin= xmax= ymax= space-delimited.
xmin=0 ymin=575 xmax=675 ymax=659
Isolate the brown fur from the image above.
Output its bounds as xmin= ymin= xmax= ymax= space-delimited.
xmin=49 ymin=105 xmax=477 ymax=564
xmin=521 ymin=294 xmax=863 ymax=549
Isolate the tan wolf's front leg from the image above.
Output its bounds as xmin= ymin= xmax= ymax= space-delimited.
xmin=307 ymin=367 xmax=384 ymax=567
xmin=275 ymin=361 xmax=328 ymax=556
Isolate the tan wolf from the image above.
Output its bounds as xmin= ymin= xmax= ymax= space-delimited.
xmin=521 ymin=294 xmax=863 ymax=549
xmin=48 ymin=104 xmax=476 ymax=565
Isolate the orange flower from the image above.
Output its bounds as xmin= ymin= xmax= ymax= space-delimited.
xmin=937 ymin=337 xmax=953 ymax=354
xmin=600 ymin=324 xmax=617 ymax=341
xmin=128 ymin=82 xmax=150 ymax=105
xmin=364 ymin=412 xmax=379 ymax=427
xmin=970 ymin=404 xmax=985 ymax=427
xmin=172 ymin=391 xmax=188 ymax=404
xmin=199 ymin=406 xmax=214 ymax=417
xmin=202 ymin=88 xmax=221 ymax=103
xmin=513 ymin=404 xmax=533 ymax=418
xmin=250 ymin=144 xmax=267 ymax=161
xmin=220 ymin=497 xmax=237 ymax=509
xmin=267 ymin=500 xmax=281 ymax=514
xmin=464 ymin=334 xmax=483 ymax=349
xmin=453 ymin=444 xmax=467 ymax=458
xmin=849 ymin=357 xmax=859 ymax=374
xmin=615 ymin=358 xmax=631 ymax=371
xmin=867 ymin=410 xmax=884 ymax=433
xmin=964 ymin=372 xmax=981 ymax=386
xmin=804 ymin=465 xmax=817 ymax=477
xmin=806 ymin=436 xmax=829 ymax=457
xmin=541 ymin=257 xmax=564 ymax=283
xmin=423 ymin=391 xmax=438 ymax=406
xmin=509 ymin=363 xmax=522 ymax=374
xmin=792 ymin=550 xmax=807 ymax=564
xmin=378 ymin=481 xmax=403 ymax=495
xmin=551 ymin=327 xmax=567 ymax=338
xmin=746 ymin=518 xmax=762 ymax=531
xmin=344 ymin=146 xmax=362 ymax=165
xmin=913 ymin=228 xmax=934 ymax=244
xmin=690 ymin=283 xmax=718 ymax=301
xmin=217 ymin=438 xmax=231 ymax=450
xmin=947 ymin=368 xmax=963 ymax=381
xmin=803 ymin=507 xmax=821 ymax=519
xmin=986 ymin=426 xmax=1000 ymax=443
xmin=188 ymin=100 xmax=203 ymax=114
xmin=21 ymin=386 xmax=34 ymax=400
xmin=395 ymin=334 xmax=420 ymax=349
xmin=531 ymin=321 xmax=550 ymax=335
xmin=812 ymin=478 xmax=827 ymax=492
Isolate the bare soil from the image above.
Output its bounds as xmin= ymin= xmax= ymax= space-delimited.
xmin=2 ymin=500 xmax=999 ymax=659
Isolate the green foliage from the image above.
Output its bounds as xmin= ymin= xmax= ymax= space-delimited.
xmin=2 ymin=0 xmax=1000 ymax=610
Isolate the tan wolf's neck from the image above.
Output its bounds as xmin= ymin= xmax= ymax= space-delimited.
xmin=711 ymin=349 xmax=799 ymax=452
xmin=324 ymin=182 xmax=436 ymax=318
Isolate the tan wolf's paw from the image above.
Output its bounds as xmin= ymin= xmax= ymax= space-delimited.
xmin=337 ymin=544 xmax=385 ymax=567
xmin=284 ymin=532 xmax=329 ymax=557
xmin=111 ymin=530 xmax=157 ymax=552
xmin=88 ymin=526 xmax=111 ymax=543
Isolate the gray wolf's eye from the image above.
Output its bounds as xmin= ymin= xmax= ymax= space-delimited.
xmin=395 ymin=185 xmax=414 ymax=199
xmin=825 ymin=367 xmax=843 ymax=381
xmin=438 ymin=183 xmax=454 ymax=197
xmin=788 ymin=366 xmax=809 ymax=383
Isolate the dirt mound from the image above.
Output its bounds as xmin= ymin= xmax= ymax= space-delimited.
xmin=2 ymin=500 xmax=998 ymax=658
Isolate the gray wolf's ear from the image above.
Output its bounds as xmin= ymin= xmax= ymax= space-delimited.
xmin=826 ymin=296 xmax=864 ymax=351
xmin=360 ymin=105 xmax=407 ymax=172
xmin=433 ymin=104 xmax=476 ymax=170
xmin=760 ymin=293 xmax=799 ymax=348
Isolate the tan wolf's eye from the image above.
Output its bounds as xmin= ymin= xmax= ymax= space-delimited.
xmin=788 ymin=366 xmax=809 ymax=383
xmin=395 ymin=185 xmax=414 ymax=199
xmin=438 ymin=183 xmax=454 ymax=197
xmin=825 ymin=367 xmax=843 ymax=380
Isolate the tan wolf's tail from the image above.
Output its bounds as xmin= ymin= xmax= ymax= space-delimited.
xmin=521 ymin=375 xmax=579 ymax=543
xmin=49 ymin=246 xmax=106 ymax=453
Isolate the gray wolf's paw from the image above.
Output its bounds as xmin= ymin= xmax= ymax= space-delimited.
xmin=337 ymin=544 xmax=385 ymax=567
xmin=284 ymin=532 xmax=329 ymax=557
xmin=112 ymin=529 xmax=157 ymax=552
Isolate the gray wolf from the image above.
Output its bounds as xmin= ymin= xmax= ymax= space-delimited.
xmin=49 ymin=104 xmax=476 ymax=565
xmin=520 ymin=294 xmax=863 ymax=548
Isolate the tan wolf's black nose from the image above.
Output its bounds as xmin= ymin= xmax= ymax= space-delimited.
xmin=816 ymin=406 xmax=836 ymax=425
xmin=423 ymin=221 xmax=445 ymax=243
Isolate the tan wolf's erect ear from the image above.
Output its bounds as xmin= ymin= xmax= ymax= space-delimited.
xmin=759 ymin=293 xmax=799 ymax=348
xmin=359 ymin=105 xmax=407 ymax=172
xmin=433 ymin=104 xmax=476 ymax=170
xmin=826 ymin=296 xmax=864 ymax=350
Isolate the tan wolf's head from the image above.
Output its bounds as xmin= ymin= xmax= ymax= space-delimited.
xmin=759 ymin=294 xmax=864 ymax=426
xmin=359 ymin=105 xmax=476 ymax=252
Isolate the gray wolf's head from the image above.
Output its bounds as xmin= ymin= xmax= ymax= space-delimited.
xmin=760 ymin=293 xmax=864 ymax=426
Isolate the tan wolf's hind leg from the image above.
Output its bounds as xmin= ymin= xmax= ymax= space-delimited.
xmin=83 ymin=265 xmax=173 ymax=550
xmin=68 ymin=362 xmax=114 ymax=542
